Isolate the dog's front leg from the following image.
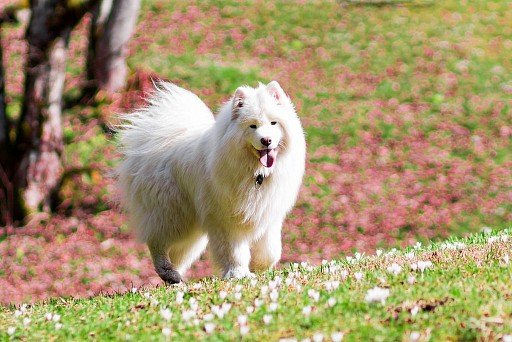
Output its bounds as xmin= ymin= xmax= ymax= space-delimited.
xmin=210 ymin=236 xmax=255 ymax=279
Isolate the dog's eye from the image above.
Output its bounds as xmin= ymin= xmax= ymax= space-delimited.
xmin=250 ymin=124 xmax=257 ymax=129
xmin=271 ymin=121 xmax=277 ymax=125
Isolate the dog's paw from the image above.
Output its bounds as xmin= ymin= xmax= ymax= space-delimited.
xmin=156 ymin=266 xmax=183 ymax=284
xmin=223 ymin=268 xmax=255 ymax=280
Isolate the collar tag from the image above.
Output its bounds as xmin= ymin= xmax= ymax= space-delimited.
xmin=255 ymin=174 xmax=264 ymax=189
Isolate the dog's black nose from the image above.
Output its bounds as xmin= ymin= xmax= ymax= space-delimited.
xmin=261 ymin=137 xmax=272 ymax=146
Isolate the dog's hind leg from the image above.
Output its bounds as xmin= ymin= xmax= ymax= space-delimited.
xmin=148 ymin=238 xmax=183 ymax=284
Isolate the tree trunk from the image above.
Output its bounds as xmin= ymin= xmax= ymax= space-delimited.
xmin=87 ymin=0 xmax=140 ymax=95
xmin=0 ymin=23 xmax=13 ymax=225
xmin=0 ymin=24 xmax=7 ymax=153
xmin=8 ymin=0 xmax=96 ymax=220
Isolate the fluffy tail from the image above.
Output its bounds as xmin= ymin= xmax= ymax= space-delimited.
xmin=116 ymin=82 xmax=215 ymax=158
xmin=115 ymin=82 xmax=215 ymax=227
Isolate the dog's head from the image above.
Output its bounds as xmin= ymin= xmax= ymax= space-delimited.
xmin=230 ymin=81 xmax=296 ymax=168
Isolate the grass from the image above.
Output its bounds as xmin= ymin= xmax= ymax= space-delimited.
xmin=1 ymin=229 xmax=511 ymax=341
xmin=1 ymin=0 xmax=510 ymax=310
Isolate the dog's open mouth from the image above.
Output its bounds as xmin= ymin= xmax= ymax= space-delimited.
xmin=258 ymin=149 xmax=277 ymax=168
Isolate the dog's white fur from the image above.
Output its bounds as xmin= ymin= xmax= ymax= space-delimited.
xmin=117 ymin=81 xmax=305 ymax=282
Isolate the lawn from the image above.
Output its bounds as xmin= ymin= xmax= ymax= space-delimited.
xmin=1 ymin=229 xmax=511 ymax=340
xmin=0 ymin=0 xmax=510 ymax=305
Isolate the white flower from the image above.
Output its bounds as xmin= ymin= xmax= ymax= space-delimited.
xmin=131 ymin=287 xmax=138 ymax=294
xmin=364 ymin=287 xmax=390 ymax=304
xmin=181 ymin=310 xmax=196 ymax=321
xmin=354 ymin=252 xmax=363 ymax=261
xmin=192 ymin=283 xmax=202 ymax=290
xmin=405 ymin=252 xmax=415 ymax=259
xmin=255 ymin=298 xmax=264 ymax=307
xmin=55 ymin=323 xmax=63 ymax=330
xmin=331 ymin=332 xmax=344 ymax=342
xmin=312 ymin=332 xmax=324 ymax=342
xmin=52 ymin=314 xmax=61 ymax=322
xmin=23 ymin=317 xmax=31 ymax=326
xmin=151 ymin=298 xmax=160 ymax=306
xmin=482 ymin=226 xmax=492 ymax=234
xmin=269 ymin=280 xmax=278 ymax=290
xmin=503 ymin=254 xmax=510 ymax=265
xmin=14 ymin=310 xmax=23 ymax=317
xmin=260 ymin=285 xmax=269 ymax=296
xmin=327 ymin=297 xmax=337 ymax=307
xmin=250 ymin=279 xmax=258 ymax=287
xmin=235 ymin=284 xmax=243 ymax=292
xmin=416 ymin=261 xmax=433 ymax=272
xmin=307 ymin=289 xmax=320 ymax=302
xmin=203 ymin=313 xmax=214 ymax=321
xmin=240 ymin=325 xmax=250 ymax=335
xmin=301 ymin=261 xmax=308 ymax=268
xmin=324 ymin=281 xmax=340 ymax=291
xmin=219 ymin=291 xmax=227 ymax=299
xmin=204 ymin=323 xmax=215 ymax=334
xmin=246 ymin=306 xmax=255 ymax=314
xmin=502 ymin=335 xmax=512 ymax=342
xmin=340 ymin=270 xmax=349 ymax=280
xmin=269 ymin=302 xmax=278 ymax=312
xmin=237 ymin=315 xmax=247 ymax=326
xmin=270 ymin=290 xmax=279 ymax=302
xmin=413 ymin=242 xmax=422 ymax=250
xmin=407 ymin=275 xmax=416 ymax=285
xmin=488 ymin=236 xmax=500 ymax=244
xmin=410 ymin=306 xmax=420 ymax=316
xmin=302 ymin=306 xmax=312 ymax=316
xmin=45 ymin=313 xmax=53 ymax=321
xmin=176 ymin=291 xmax=184 ymax=305
xmin=162 ymin=327 xmax=171 ymax=337
xmin=263 ymin=314 xmax=272 ymax=325
xmin=142 ymin=292 xmax=151 ymax=299
xmin=354 ymin=272 xmax=364 ymax=281
xmin=409 ymin=331 xmax=420 ymax=341
xmin=7 ymin=327 xmax=15 ymax=336
xmin=160 ymin=308 xmax=172 ymax=321
xmin=376 ymin=249 xmax=383 ymax=257
xmin=221 ymin=303 xmax=232 ymax=313
xmin=211 ymin=305 xmax=223 ymax=319
xmin=387 ymin=263 xmax=402 ymax=275
xmin=234 ymin=292 xmax=242 ymax=300
xmin=322 ymin=259 xmax=328 ymax=265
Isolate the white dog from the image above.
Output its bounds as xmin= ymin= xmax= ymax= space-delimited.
xmin=117 ymin=81 xmax=305 ymax=282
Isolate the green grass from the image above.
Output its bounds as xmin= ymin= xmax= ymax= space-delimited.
xmin=2 ymin=229 xmax=511 ymax=340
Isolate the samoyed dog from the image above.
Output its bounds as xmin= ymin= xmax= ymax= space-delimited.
xmin=117 ymin=81 xmax=305 ymax=283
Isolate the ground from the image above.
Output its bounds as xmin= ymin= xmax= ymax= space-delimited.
xmin=0 ymin=0 xmax=511 ymax=305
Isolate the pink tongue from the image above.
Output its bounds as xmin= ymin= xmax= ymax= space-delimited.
xmin=259 ymin=149 xmax=277 ymax=168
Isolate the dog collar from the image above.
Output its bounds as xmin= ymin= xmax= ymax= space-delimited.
xmin=255 ymin=173 xmax=264 ymax=189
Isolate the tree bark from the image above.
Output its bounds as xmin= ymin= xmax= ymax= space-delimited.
xmin=0 ymin=24 xmax=7 ymax=153
xmin=0 ymin=23 xmax=13 ymax=225
xmin=87 ymin=0 xmax=140 ymax=95
xmin=8 ymin=0 xmax=97 ymax=219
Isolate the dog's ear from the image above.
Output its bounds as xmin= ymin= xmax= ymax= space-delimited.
xmin=232 ymin=87 xmax=247 ymax=120
xmin=266 ymin=81 xmax=289 ymax=105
